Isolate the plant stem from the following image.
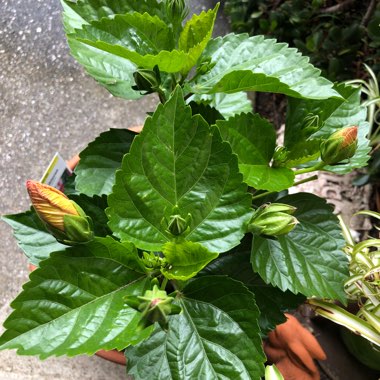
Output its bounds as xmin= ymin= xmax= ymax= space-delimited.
xmin=294 ymin=162 xmax=325 ymax=175
xmin=251 ymin=175 xmax=318 ymax=201
xmin=161 ymin=277 xmax=168 ymax=291
xmin=293 ymin=174 xmax=318 ymax=186
xmin=251 ymin=191 xmax=275 ymax=201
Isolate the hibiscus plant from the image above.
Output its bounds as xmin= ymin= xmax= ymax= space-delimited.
xmin=0 ymin=1 xmax=371 ymax=379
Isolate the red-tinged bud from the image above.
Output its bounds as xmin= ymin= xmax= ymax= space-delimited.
xmin=26 ymin=180 xmax=93 ymax=244
xmin=320 ymin=126 xmax=358 ymax=165
xmin=26 ymin=180 xmax=78 ymax=231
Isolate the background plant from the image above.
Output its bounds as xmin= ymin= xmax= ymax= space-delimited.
xmin=225 ymin=0 xmax=380 ymax=82
xmin=0 ymin=1 xmax=372 ymax=379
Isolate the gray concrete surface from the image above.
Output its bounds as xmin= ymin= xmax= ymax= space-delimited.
xmin=0 ymin=0 xmax=228 ymax=379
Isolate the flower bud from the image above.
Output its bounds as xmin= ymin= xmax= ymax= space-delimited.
xmin=165 ymin=0 xmax=189 ymax=22
xmin=320 ymin=126 xmax=358 ymax=165
xmin=125 ymin=284 xmax=181 ymax=331
xmin=132 ymin=65 xmax=161 ymax=95
xmin=248 ymin=203 xmax=298 ymax=236
xmin=26 ymin=180 xmax=93 ymax=244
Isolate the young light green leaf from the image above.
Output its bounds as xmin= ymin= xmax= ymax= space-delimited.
xmin=75 ymin=128 xmax=137 ymax=196
xmin=61 ymin=0 xmax=168 ymax=32
xmin=107 ymin=86 xmax=252 ymax=253
xmin=0 ymin=237 xmax=151 ymax=358
xmin=191 ymin=34 xmax=341 ymax=100
xmin=2 ymin=210 xmax=66 ymax=266
xmin=67 ymin=37 xmax=141 ymax=99
xmin=251 ymin=193 xmax=348 ymax=302
xmin=178 ymin=4 xmax=219 ymax=74
xmin=72 ymin=13 xmax=191 ymax=72
xmin=265 ymin=365 xmax=285 ymax=380
xmin=125 ymin=276 xmax=265 ymax=380
xmin=161 ymin=241 xmax=218 ymax=280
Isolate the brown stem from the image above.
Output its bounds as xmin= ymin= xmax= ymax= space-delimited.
xmin=361 ymin=0 xmax=377 ymax=26
xmin=320 ymin=0 xmax=355 ymax=13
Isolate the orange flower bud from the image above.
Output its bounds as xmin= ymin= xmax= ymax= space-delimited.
xmin=26 ymin=180 xmax=78 ymax=231
xmin=320 ymin=126 xmax=358 ymax=165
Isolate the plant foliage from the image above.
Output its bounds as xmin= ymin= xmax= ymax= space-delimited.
xmin=0 ymin=1 xmax=371 ymax=379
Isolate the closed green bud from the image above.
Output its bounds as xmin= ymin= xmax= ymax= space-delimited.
xmin=248 ymin=203 xmax=298 ymax=236
xmin=125 ymin=284 xmax=181 ymax=331
xmin=164 ymin=206 xmax=191 ymax=236
xmin=132 ymin=65 xmax=161 ymax=94
xmin=165 ymin=0 xmax=189 ymax=22
xmin=272 ymin=146 xmax=289 ymax=167
xmin=320 ymin=126 xmax=358 ymax=165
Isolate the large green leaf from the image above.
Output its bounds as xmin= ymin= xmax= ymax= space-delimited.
xmin=189 ymin=92 xmax=253 ymax=119
xmin=125 ymin=276 xmax=265 ymax=380
xmin=67 ymin=37 xmax=141 ymax=99
xmin=107 ymin=86 xmax=252 ymax=253
xmin=178 ymin=4 xmax=219 ymax=74
xmin=285 ymin=83 xmax=370 ymax=173
xmin=2 ymin=210 xmax=66 ymax=266
xmin=251 ymin=193 xmax=348 ymax=302
xmin=200 ymin=237 xmax=305 ymax=334
xmin=0 ymin=237 xmax=151 ymax=358
xmin=161 ymin=241 xmax=218 ymax=280
xmin=61 ymin=0 xmax=168 ymax=32
xmin=191 ymin=34 xmax=341 ymax=100
xmin=72 ymin=13 xmax=190 ymax=72
xmin=75 ymin=128 xmax=137 ymax=196
xmin=217 ymin=113 xmax=294 ymax=191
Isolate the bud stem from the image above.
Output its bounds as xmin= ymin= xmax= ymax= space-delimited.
xmin=251 ymin=175 xmax=318 ymax=201
xmin=294 ymin=162 xmax=326 ymax=175
xmin=161 ymin=277 xmax=169 ymax=291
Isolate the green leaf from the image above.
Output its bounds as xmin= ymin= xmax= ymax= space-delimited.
xmin=107 ymin=86 xmax=252 ymax=253
xmin=2 ymin=210 xmax=66 ymax=266
xmin=285 ymin=83 xmax=370 ymax=173
xmin=189 ymin=92 xmax=253 ymax=119
xmin=67 ymin=37 xmax=141 ymax=99
xmin=178 ymin=4 xmax=219 ymax=74
xmin=61 ymin=0 xmax=168 ymax=32
xmin=161 ymin=241 xmax=218 ymax=280
xmin=72 ymin=13 xmax=190 ymax=72
xmin=0 ymin=237 xmax=151 ymax=358
xmin=200 ymin=237 xmax=305 ymax=334
xmin=217 ymin=113 xmax=276 ymax=165
xmin=239 ymin=165 xmax=295 ymax=192
xmin=217 ymin=113 xmax=294 ymax=191
xmin=125 ymin=276 xmax=265 ymax=380
xmin=251 ymin=193 xmax=349 ymax=302
xmin=191 ymin=34 xmax=341 ymax=100
xmin=75 ymin=128 xmax=137 ymax=196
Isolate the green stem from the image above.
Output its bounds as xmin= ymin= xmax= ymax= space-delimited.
xmin=294 ymin=162 xmax=325 ymax=175
xmin=293 ymin=174 xmax=318 ymax=186
xmin=251 ymin=175 xmax=318 ymax=201
xmin=161 ymin=277 xmax=168 ymax=291
xmin=251 ymin=191 xmax=275 ymax=201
